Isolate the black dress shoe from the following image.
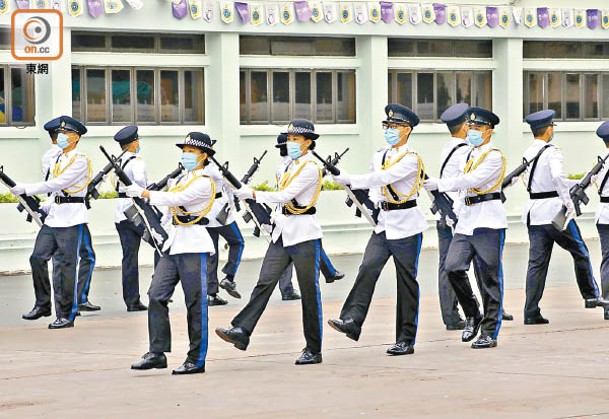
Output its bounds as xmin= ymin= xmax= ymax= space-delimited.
xmin=295 ymin=348 xmax=322 ymax=365
xmin=471 ymin=334 xmax=497 ymax=349
xmin=172 ymin=361 xmax=205 ymax=375
xmin=48 ymin=318 xmax=74 ymax=329
xmin=282 ymin=292 xmax=301 ymax=301
xmin=585 ymin=297 xmax=609 ymax=308
xmin=461 ymin=315 xmax=482 ymax=342
xmin=215 ymin=327 xmax=249 ymax=350
xmin=325 ymin=270 xmax=345 ymax=284
xmin=502 ymin=310 xmax=514 ymax=321
xmin=22 ymin=306 xmax=51 ymax=320
xmin=127 ymin=301 xmax=148 ymax=312
xmin=327 ymin=318 xmax=361 ymax=341
xmin=79 ymin=301 xmax=101 ymax=311
xmin=446 ymin=318 xmax=466 ymax=331
xmin=208 ymin=294 xmax=228 ymax=306
xmin=524 ymin=314 xmax=549 ymax=325
xmin=131 ymin=352 xmax=167 ymax=370
xmin=605 ymin=310 xmax=609 ymax=321
xmin=386 ymin=342 xmax=414 ymax=355
xmin=220 ymin=278 xmax=241 ymax=299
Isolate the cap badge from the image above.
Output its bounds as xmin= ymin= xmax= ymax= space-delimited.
xmin=470 ymin=113 xmax=476 ymax=121
xmin=388 ymin=109 xmax=394 ymax=117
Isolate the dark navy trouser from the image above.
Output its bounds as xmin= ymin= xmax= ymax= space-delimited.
xmin=116 ymin=220 xmax=145 ymax=307
xmin=207 ymin=222 xmax=245 ymax=295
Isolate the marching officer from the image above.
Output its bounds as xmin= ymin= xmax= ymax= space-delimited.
xmin=424 ymin=107 xmax=506 ymax=349
xmin=114 ymin=125 xmax=148 ymax=312
xmin=203 ymin=146 xmax=245 ymax=306
xmin=327 ymin=104 xmax=426 ymax=356
xmin=594 ymin=120 xmax=609 ymax=320
xmin=11 ymin=116 xmax=92 ymax=329
xmin=216 ymin=119 xmax=324 ymax=365
xmin=521 ymin=110 xmax=609 ymax=324
xmin=129 ymin=132 xmax=217 ymax=375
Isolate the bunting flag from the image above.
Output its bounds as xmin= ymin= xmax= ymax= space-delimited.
xmin=309 ymin=1 xmax=322 ymax=22
xmin=474 ymin=6 xmax=486 ymax=27
xmin=234 ymin=1 xmax=249 ymax=22
xmin=323 ymin=2 xmax=337 ymax=23
xmin=446 ymin=5 xmax=459 ymax=27
xmin=574 ymin=9 xmax=585 ymax=28
xmin=104 ymin=0 xmax=123 ymax=13
xmin=512 ymin=7 xmax=522 ymax=25
xmin=562 ymin=8 xmax=573 ymax=27
xmin=87 ymin=0 xmax=103 ymax=17
xmin=409 ymin=4 xmax=422 ymax=25
xmin=587 ymin=9 xmax=600 ymax=29
xmin=124 ymin=0 xmax=143 ymax=9
xmin=394 ymin=3 xmax=406 ymax=25
xmin=537 ymin=7 xmax=549 ymax=28
xmin=15 ymin=0 xmax=29 ymax=8
xmin=421 ymin=4 xmax=435 ymax=23
xmin=461 ymin=7 xmax=473 ymax=27
xmin=498 ymin=7 xmax=510 ymax=28
xmin=486 ymin=6 xmax=498 ymax=28
xmin=0 ymin=0 xmax=9 ymax=14
xmin=380 ymin=1 xmax=393 ymax=23
xmin=220 ymin=0 xmax=233 ymax=23
xmin=189 ymin=0 xmax=202 ymax=19
xmin=250 ymin=3 xmax=262 ymax=24
xmin=340 ymin=3 xmax=352 ymax=23
xmin=281 ymin=2 xmax=294 ymax=24
xmin=265 ymin=2 xmax=277 ymax=24
xmin=203 ymin=0 xmax=214 ymax=22
xmin=68 ymin=0 xmax=83 ymax=15
xmin=434 ymin=3 xmax=446 ymax=24
xmin=549 ymin=8 xmax=561 ymax=28
xmin=51 ymin=0 xmax=65 ymax=10
xmin=368 ymin=2 xmax=380 ymax=23
xmin=524 ymin=8 xmax=536 ymax=28
xmin=354 ymin=2 xmax=367 ymax=24
xmin=294 ymin=0 xmax=311 ymax=21
xmin=603 ymin=9 xmax=609 ymax=29
xmin=30 ymin=0 xmax=47 ymax=8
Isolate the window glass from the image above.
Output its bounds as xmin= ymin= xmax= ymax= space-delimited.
xmin=136 ymin=70 xmax=155 ymax=123
xmin=436 ymin=72 xmax=454 ymax=117
xmin=86 ymin=69 xmax=107 ymax=123
xmin=565 ymin=73 xmax=580 ymax=119
xmin=316 ymin=72 xmax=333 ymax=122
xmin=603 ymin=74 xmax=609 ymax=119
xmin=240 ymin=70 xmax=247 ymax=123
xmin=389 ymin=39 xmax=492 ymax=58
xmin=111 ymin=35 xmax=155 ymax=50
xmin=474 ymin=72 xmax=492 ymax=110
xmin=547 ymin=73 xmax=562 ymax=119
xmin=584 ymin=74 xmax=598 ymax=119
xmin=240 ymin=36 xmax=355 ymax=56
xmin=416 ymin=73 xmax=434 ymax=120
xmin=72 ymin=33 xmax=106 ymax=50
xmin=11 ymin=68 xmax=34 ymax=124
xmin=272 ymin=72 xmax=290 ymax=123
xmin=396 ymin=73 xmax=412 ymax=109
xmin=250 ymin=71 xmax=268 ymax=123
xmin=111 ymin=69 xmax=131 ymax=123
xmin=184 ymin=70 xmax=204 ymax=123
xmin=72 ymin=68 xmax=81 ymax=120
xmin=294 ymin=72 xmax=311 ymax=120
xmin=160 ymin=70 xmax=179 ymax=122
xmin=455 ymin=72 xmax=471 ymax=104
xmin=337 ymin=71 xmax=355 ymax=122
xmin=160 ymin=35 xmax=205 ymax=53
xmin=528 ymin=73 xmax=543 ymax=115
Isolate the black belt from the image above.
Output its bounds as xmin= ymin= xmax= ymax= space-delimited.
xmin=380 ymin=200 xmax=417 ymax=211
xmin=601 ymin=196 xmax=609 ymax=203
xmin=118 ymin=192 xmax=127 ymax=198
xmin=529 ymin=191 xmax=559 ymax=199
xmin=172 ymin=215 xmax=209 ymax=226
xmin=464 ymin=193 xmax=502 ymax=206
xmin=282 ymin=206 xmax=316 ymax=215
xmin=54 ymin=196 xmax=86 ymax=204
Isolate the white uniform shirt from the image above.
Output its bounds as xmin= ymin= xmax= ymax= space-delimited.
xmin=439 ymin=137 xmax=470 ymax=219
xmin=25 ymin=149 xmax=90 ymax=228
xmin=437 ymin=142 xmax=507 ymax=236
xmin=202 ymin=163 xmax=235 ymax=228
xmin=149 ymin=169 xmax=216 ymax=256
xmin=256 ymin=153 xmax=323 ymax=247
xmin=269 ymin=155 xmax=293 ymax=226
xmin=595 ymin=150 xmax=609 ymax=224
xmin=522 ymin=139 xmax=572 ymax=226
xmin=41 ymin=145 xmax=62 ymax=181
xmin=349 ymin=144 xmax=428 ymax=240
xmin=115 ymin=152 xmax=148 ymax=223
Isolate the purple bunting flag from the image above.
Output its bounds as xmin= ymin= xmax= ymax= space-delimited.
xmin=380 ymin=1 xmax=393 ymax=23
xmin=294 ymin=0 xmax=312 ymax=21
xmin=588 ymin=9 xmax=600 ymax=29
xmin=234 ymin=1 xmax=249 ymax=22
xmin=172 ymin=0 xmax=188 ymax=19
xmin=15 ymin=0 xmax=28 ymax=8
xmin=433 ymin=3 xmax=446 ymax=24
xmin=486 ymin=7 xmax=498 ymax=28
xmin=87 ymin=0 xmax=102 ymax=17
xmin=537 ymin=7 xmax=549 ymax=28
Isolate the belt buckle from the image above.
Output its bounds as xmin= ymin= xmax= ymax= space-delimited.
xmin=464 ymin=196 xmax=473 ymax=206
xmin=54 ymin=195 xmax=61 ymax=205
xmin=381 ymin=202 xmax=389 ymax=211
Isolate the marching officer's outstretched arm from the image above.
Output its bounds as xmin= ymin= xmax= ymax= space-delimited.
xmin=437 ymin=151 xmax=503 ymax=193
xmin=348 ymin=153 xmax=418 ymax=191
xmin=548 ymin=149 xmax=573 ymax=206
xmin=147 ymin=177 xmax=213 ymax=207
xmin=248 ymin=163 xmax=319 ymax=204
xmin=23 ymin=157 xmax=89 ymax=196
xmin=131 ymin=159 xmax=148 ymax=188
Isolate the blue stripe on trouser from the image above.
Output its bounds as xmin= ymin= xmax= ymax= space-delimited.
xmin=197 ymin=253 xmax=209 ymax=368
xmin=492 ymin=230 xmax=505 ymax=339
xmin=321 ymin=249 xmax=337 ymax=276
xmin=313 ymin=240 xmax=323 ymax=343
xmin=229 ymin=223 xmax=244 ymax=274
xmin=80 ymin=228 xmax=96 ymax=303
xmin=411 ymin=233 xmax=423 ymax=345
xmin=569 ymin=220 xmax=600 ymax=296
xmin=70 ymin=225 xmax=84 ymax=321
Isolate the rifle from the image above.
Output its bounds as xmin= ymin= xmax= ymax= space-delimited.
xmin=500 ymin=145 xmax=552 ymax=202
xmin=86 ymin=149 xmax=128 ymax=200
xmin=0 ymin=166 xmax=45 ymax=227
xmin=147 ymin=163 xmax=184 ymax=191
xmin=552 ymin=154 xmax=609 ymax=231
xmin=311 ymin=150 xmax=378 ymax=227
xmin=423 ymin=174 xmax=458 ymax=228
xmin=100 ymin=146 xmax=168 ymax=255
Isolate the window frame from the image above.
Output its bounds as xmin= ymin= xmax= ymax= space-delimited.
xmin=1 ymin=65 xmax=36 ymax=127
xmin=71 ymin=31 xmax=206 ymax=55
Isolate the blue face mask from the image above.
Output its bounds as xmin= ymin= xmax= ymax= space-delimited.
xmin=56 ymin=133 xmax=70 ymax=149
xmin=135 ymin=146 xmax=141 ymax=154
xmin=466 ymin=129 xmax=485 ymax=147
xmin=181 ymin=152 xmax=200 ymax=171
xmin=287 ymin=142 xmax=303 ymax=160
xmin=384 ymin=128 xmax=401 ymax=146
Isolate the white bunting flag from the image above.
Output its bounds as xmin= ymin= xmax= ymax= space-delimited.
xmin=0 ymin=0 xmax=9 ymax=13
xmin=220 ymin=1 xmax=234 ymax=23
xmin=354 ymin=2 xmax=367 ymax=24
xmin=50 ymin=0 xmax=64 ymax=11
xmin=394 ymin=3 xmax=406 ymax=25
xmin=574 ymin=9 xmax=586 ymax=28
xmin=104 ymin=0 xmax=124 ymax=13
xmin=549 ymin=8 xmax=561 ymax=28
xmin=68 ymin=0 xmax=84 ymax=16
xmin=324 ymin=2 xmax=337 ymax=23
xmin=340 ymin=3 xmax=352 ymax=23
xmin=524 ymin=8 xmax=536 ymax=28
xmin=446 ymin=5 xmax=459 ymax=27
xmin=368 ymin=1 xmax=380 ymax=23
xmin=461 ymin=7 xmax=473 ymax=28
xmin=265 ymin=3 xmax=278 ymax=25
xmin=474 ymin=6 xmax=486 ymax=28
xmin=499 ymin=7 xmax=510 ymax=28
xmin=603 ymin=9 xmax=609 ymax=29
xmin=562 ymin=8 xmax=573 ymax=28
xmin=421 ymin=4 xmax=435 ymax=24
xmin=189 ymin=0 xmax=202 ymax=18
xmin=281 ymin=2 xmax=294 ymax=25
xmin=309 ymin=1 xmax=323 ymax=22
xmin=202 ymin=0 xmax=214 ymax=21
xmin=409 ymin=4 xmax=422 ymax=25
xmin=124 ymin=0 xmax=142 ymax=8
xmin=31 ymin=0 xmax=49 ymax=7
xmin=250 ymin=3 xmax=263 ymax=24
xmin=512 ymin=7 xmax=523 ymax=25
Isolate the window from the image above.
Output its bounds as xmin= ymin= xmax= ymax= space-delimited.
xmin=524 ymin=41 xmax=609 ymax=59
xmin=0 ymin=66 xmax=36 ymax=126
xmin=72 ymin=32 xmax=205 ymax=54
xmin=72 ymin=66 xmax=204 ymax=125
xmin=240 ymin=36 xmax=356 ymax=56
xmin=240 ymin=69 xmax=356 ymax=124
xmin=388 ymin=70 xmax=492 ymax=122
xmin=523 ymin=71 xmax=609 ymax=121
xmin=388 ymin=39 xmax=492 ymax=58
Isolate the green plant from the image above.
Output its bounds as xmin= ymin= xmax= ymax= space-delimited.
xmin=321 ymin=180 xmax=343 ymax=191
xmin=252 ymin=181 xmax=275 ymax=192
xmin=0 ymin=193 xmax=18 ymax=203
xmin=567 ymin=173 xmax=585 ymax=180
